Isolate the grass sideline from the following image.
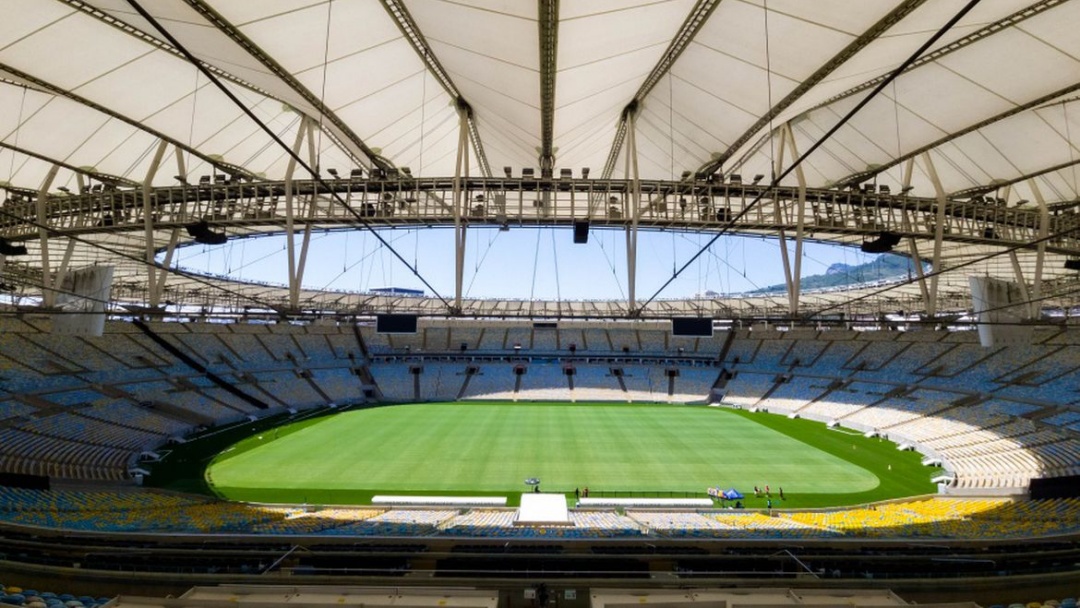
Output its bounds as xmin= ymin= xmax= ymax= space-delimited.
xmin=171 ymin=402 xmax=940 ymax=509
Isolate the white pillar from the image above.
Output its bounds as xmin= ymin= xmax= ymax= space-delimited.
xmin=150 ymin=228 xmax=180 ymax=308
xmin=1008 ymin=250 xmax=1033 ymax=309
xmin=36 ymin=165 xmax=59 ymax=307
xmin=294 ymin=120 xmax=322 ymax=296
xmin=285 ymin=117 xmax=309 ymax=310
xmin=452 ymin=109 xmax=470 ymax=314
xmin=774 ymin=122 xmax=806 ymax=316
xmin=144 ymin=140 xmax=169 ymax=306
xmin=1029 ymin=178 xmax=1049 ymax=317
xmin=625 ymin=111 xmax=641 ymax=314
xmin=920 ymin=152 xmax=948 ymax=318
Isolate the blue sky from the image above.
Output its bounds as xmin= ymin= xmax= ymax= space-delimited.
xmin=171 ymin=226 xmax=881 ymax=302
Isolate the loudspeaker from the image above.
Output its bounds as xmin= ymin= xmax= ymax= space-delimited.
xmin=573 ymin=221 xmax=589 ymax=244
xmin=0 ymin=238 xmax=28 ymax=256
xmin=860 ymin=231 xmax=901 ymax=253
xmin=185 ymin=220 xmax=227 ymax=245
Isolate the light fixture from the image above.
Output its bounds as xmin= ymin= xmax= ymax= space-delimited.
xmin=581 ymin=167 xmax=590 ymax=179
xmin=504 ymin=166 xmax=513 ymax=178
xmin=327 ymin=168 xmax=339 ymax=178
xmin=752 ymin=174 xmax=764 ymax=184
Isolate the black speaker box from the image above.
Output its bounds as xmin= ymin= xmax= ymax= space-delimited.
xmin=573 ymin=221 xmax=589 ymax=244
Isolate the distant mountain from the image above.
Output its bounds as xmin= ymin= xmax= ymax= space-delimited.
xmin=826 ymin=262 xmax=852 ymax=275
xmin=748 ymin=254 xmax=921 ymax=295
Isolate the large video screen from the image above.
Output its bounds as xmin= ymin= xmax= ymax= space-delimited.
xmin=375 ymin=314 xmax=419 ymax=334
xmin=671 ymin=317 xmax=713 ymax=337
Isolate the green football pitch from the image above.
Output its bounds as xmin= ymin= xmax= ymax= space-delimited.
xmin=202 ymin=403 xmax=938 ymax=508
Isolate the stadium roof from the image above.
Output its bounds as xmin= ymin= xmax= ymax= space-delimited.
xmin=3 ymin=0 xmax=1080 ymax=319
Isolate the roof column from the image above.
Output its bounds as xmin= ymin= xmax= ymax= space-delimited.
xmin=36 ymin=165 xmax=59 ymax=307
xmin=452 ymin=107 xmax=470 ymax=314
xmin=1029 ymin=178 xmax=1050 ymax=317
xmin=920 ymin=152 xmax=948 ymax=318
xmin=1009 ymin=250 xmax=1033 ymax=310
xmin=143 ymin=140 xmax=169 ymax=308
xmin=285 ymin=116 xmax=310 ymax=311
xmin=149 ymin=228 xmax=180 ymax=309
xmin=625 ymin=110 xmax=641 ymax=315
xmin=774 ymin=122 xmax=806 ymax=316
xmin=293 ymin=119 xmax=320 ymax=307
xmin=900 ymin=158 xmax=932 ymax=309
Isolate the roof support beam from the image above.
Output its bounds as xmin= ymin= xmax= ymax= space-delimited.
xmin=601 ymin=0 xmax=725 ymax=179
xmin=61 ymin=0 xmax=369 ymax=172
xmin=175 ymin=145 xmax=187 ymax=183
xmin=0 ymin=140 xmax=140 ymax=189
xmin=921 ymin=152 xmax=948 ymax=318
xmin=0 ymin=67 xmax=254 ymax=179
xmin=51 ymin=239 xmax=77 ymax=310
xmin=727 ymin=0 xmax=1065 ymax=177
xmin=952 ymin=157 xmax=1080 ymax=198
xmin=900 ymin=158 xmax=932 ymax=308
xmin=148 ymin=228 xmax=179 ymax=308
xmin=177 ymin=0 xmax=387 ymax=173
xmin=794 ymin=0 xmax=1065 ymax=130
xmin=538 ymin=0 xmax=559 ymax=178
xmin=285 ymin=117 xmax=310 ymax=311
xmin=142 ymin=139 xmax=168 ymax=306
xmin=624 ymin=110 xmax=641 ymax=315
xmin=1029 ymin=178 xmax=1050 ymax=316
xmin=841 ymin=80 xmax=1080 ymax=188
xmin=379 ymin=0 xmax=492 ymax=178
xmin=294 ymin=121 xmax=319 ymax=305
xmin=36 ymin=165 xmax=59 ymax=307
xmin=776 ymin=122 xmax=807 ymax=315
xmin=702 ymin=0 xmax=928 ymax=176
xmin=1009 ymin=249 xmax=1034 ymax=313
xmin=452 ymin=108 xmax=471 ymax=315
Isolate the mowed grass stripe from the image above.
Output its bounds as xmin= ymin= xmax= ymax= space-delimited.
xmin=207 ymin=403 xmax=882 ymax=499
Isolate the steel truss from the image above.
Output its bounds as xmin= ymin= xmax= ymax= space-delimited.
xmin=2 ymin=175 xmax=1079 ymax=319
